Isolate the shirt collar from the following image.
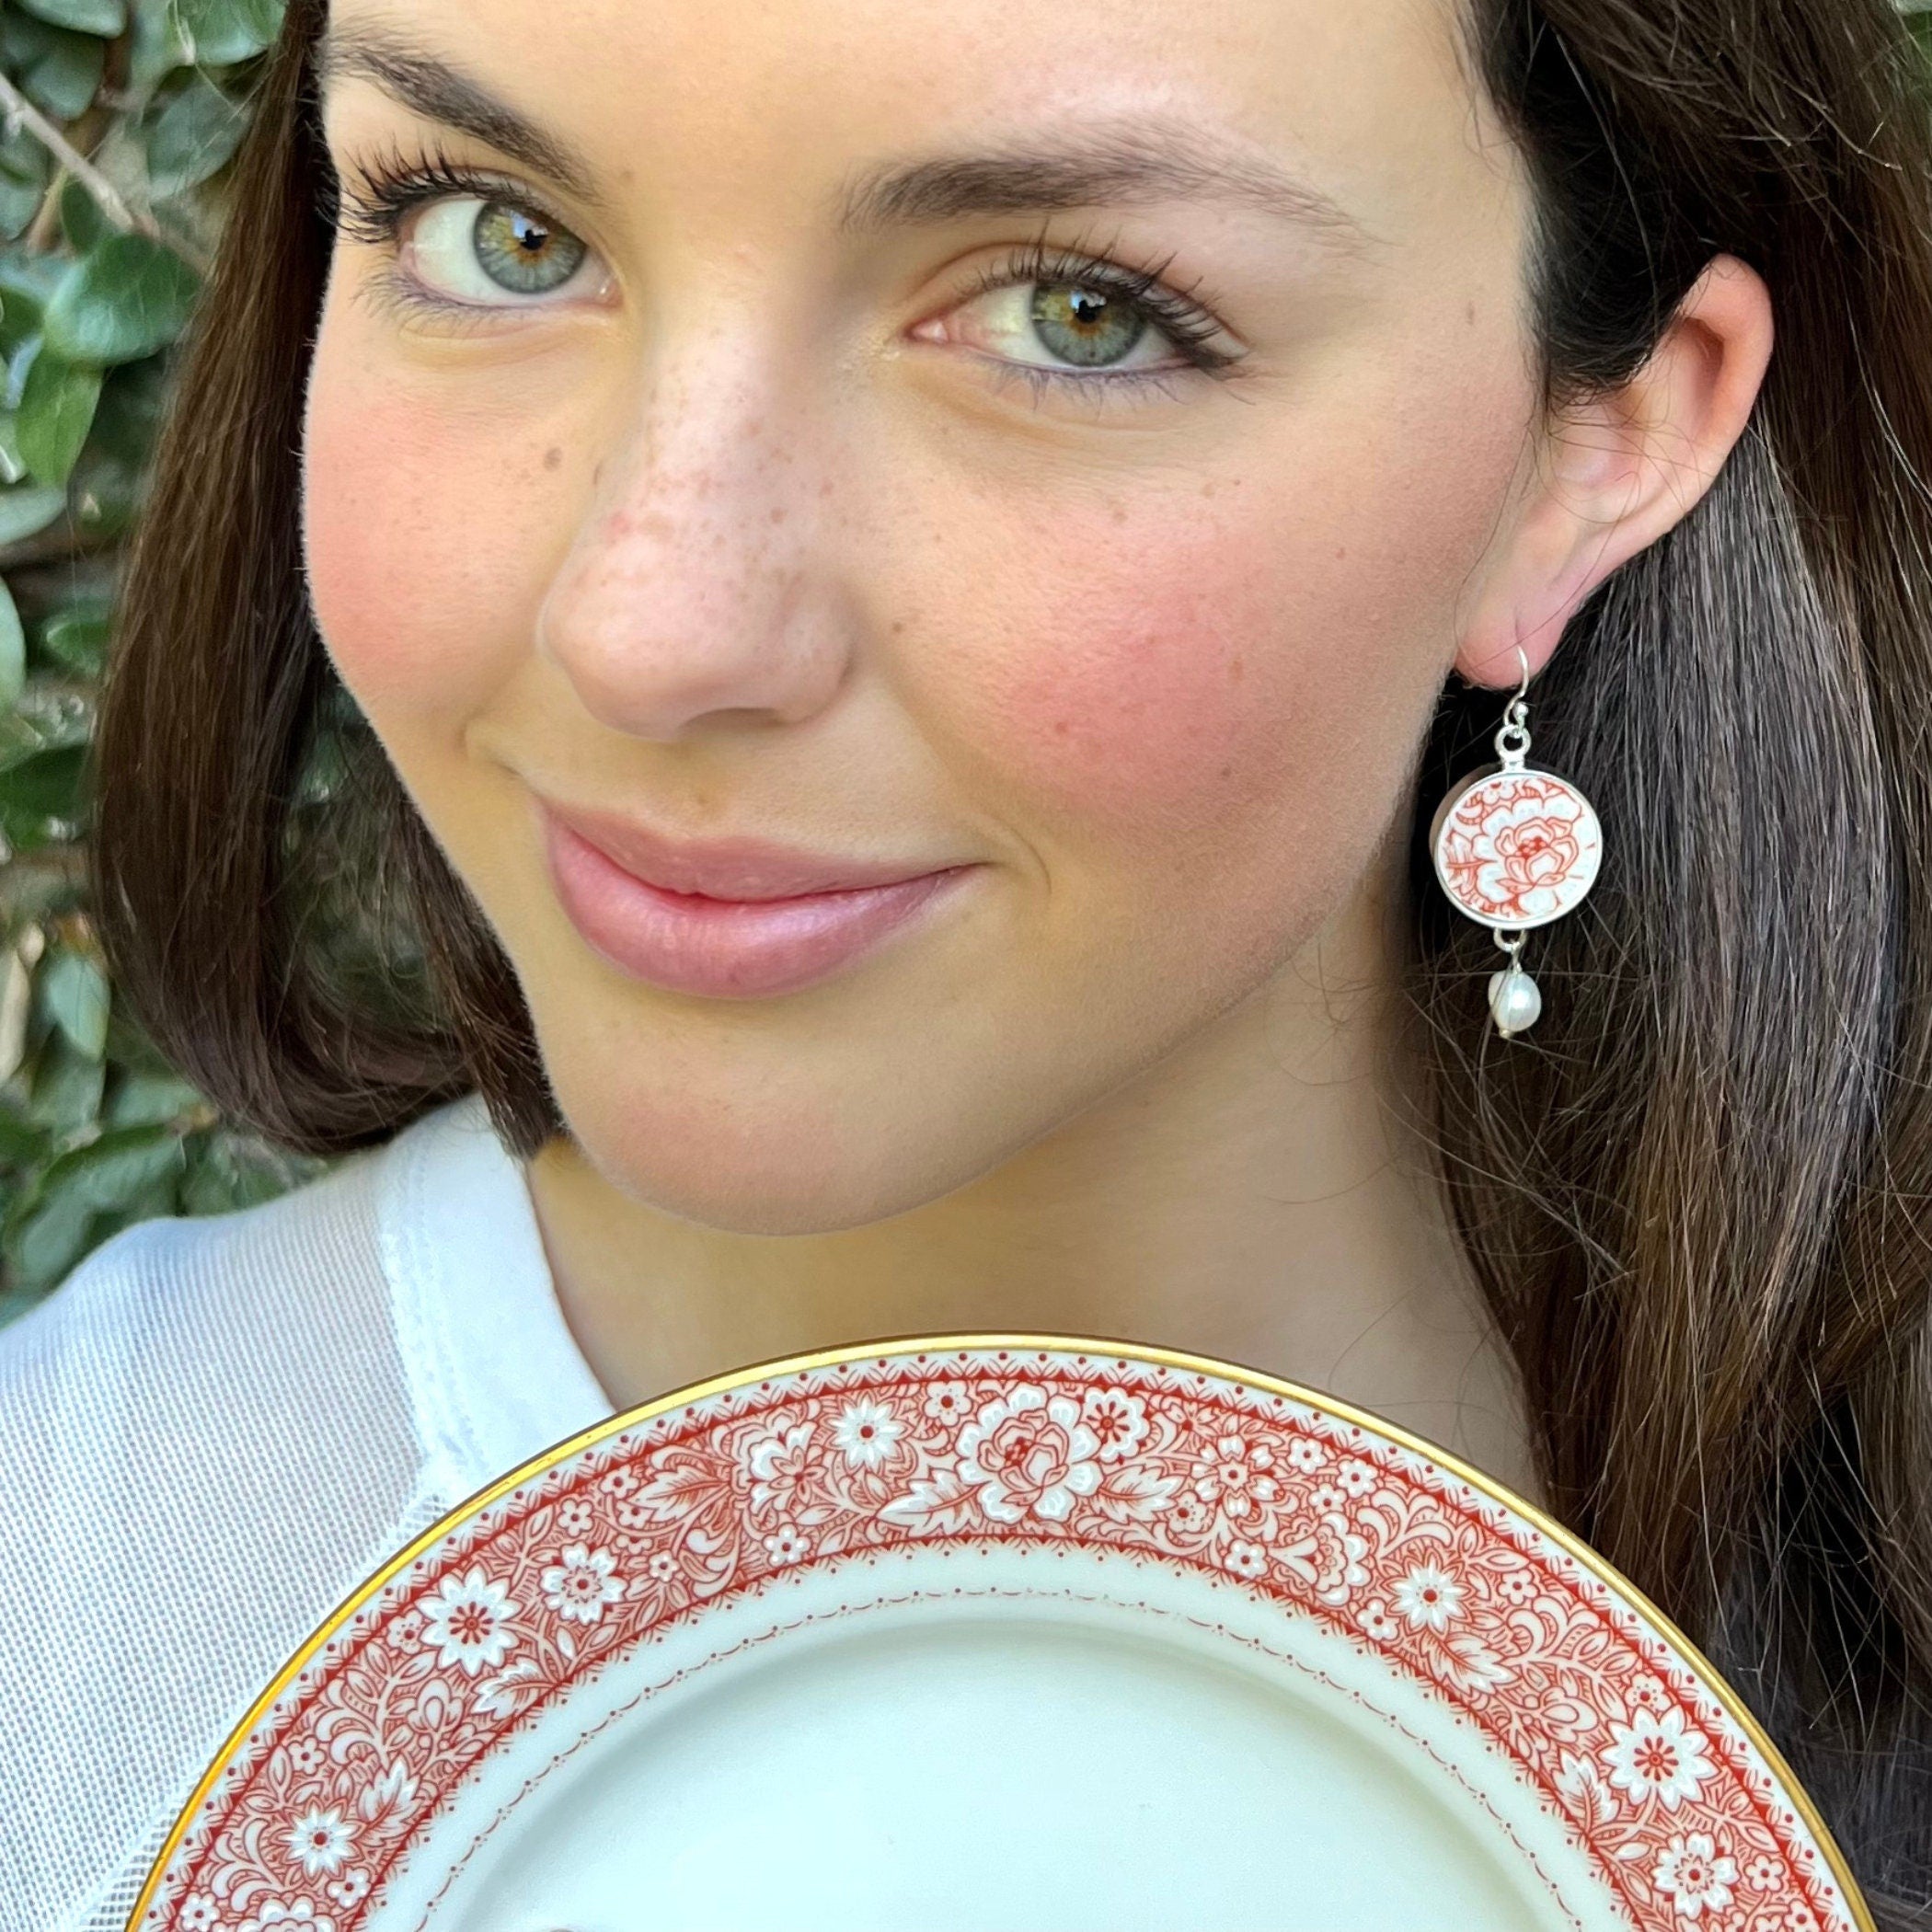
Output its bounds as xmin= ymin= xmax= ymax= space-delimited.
xmin=375 ymin=1089 xmax=616 ymax=1501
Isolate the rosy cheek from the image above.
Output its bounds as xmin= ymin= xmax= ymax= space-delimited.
xmin=945 ymin=513 xmax=1361 ymax=860
xmin=300 ymin=351 xmax=539 ymax=720
xmin=1001 ymin=571 xmax=1283 ymax=822
xmin=933 ymin=428 xmax=1510 ymax=884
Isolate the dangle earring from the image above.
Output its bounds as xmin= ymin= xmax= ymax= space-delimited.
xmin=1428 ymin=646 xmax=1602 ymax=1039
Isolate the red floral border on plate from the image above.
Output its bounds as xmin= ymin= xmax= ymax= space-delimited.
xmin=142 ymin=1351 xmax=1856 ymax=1932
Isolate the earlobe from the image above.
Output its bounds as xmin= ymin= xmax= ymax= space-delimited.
xmin=1449 ymin=468 xmax=1608 ymax=689
xmin=1450 ymin=251 xmax=1775 ymax=692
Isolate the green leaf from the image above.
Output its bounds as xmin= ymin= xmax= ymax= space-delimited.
xmin=0 ymin=579 xmax=23 ymax=714
xmin=145 ymin=71 xmax=248 ymax=198
xmin=0 ymin=136 xmax=48 ymax=245
xmin=0 ymin=482 xmax=67 ymax=546
xmin=1 ymin=858 xmax=83 ymax=930
xmin=103 ymin=1067 xmax=205 ymax=1130
xmin=65 ymin=442 xmax=142 ymax=537
xmin=42 ymin=234 xmax=201 ymax=365
xmin=0 ymin=15 xmax=107 ymax=123
xmin=0 ymin=1107 xmax=54 ymax=1167
xmin=5 ymin=1122 xmax=186 ymax=1293
xmin=2 ymin=333 xmax=40 ymax=413
xmin=0 ymin=685 xmax=94 ymax=770
xmin=58 ymin=175 xmax=112 ymax=255
xmin=0 ymin=742 xmax=88 ymax=848
xmin=5 ymin=1172 xmax=98 ymax=1289
xmin=0 ymin=417 xmax=24 ymax=486
xmin=16 ymin=344 xmax=102 ymax=486
xmin=14 ymin=0 xmax=128 ymax=37
xmin=65 ymin=1123 xmax=186 ymax=1209
xmin=0 ymin=181 xmax=44 ymax=245
xmin=0 ymin=254 xmax=68 ymax=356
xmin=121 ymin=1170 xmax=184 ymax=1215
xmin=39 ymin=949 xmax=109 ymax=1059
xmin=0 ymin=124 xmax=49 ymax=179
xmin=171 ymin=0 xmax=283 ymax=64
xmin=129 ymin=0 xmax=194 ymax=88
xmin=23 ymin=1031 xmax=103 ymax=1135
xmin=180 ymin=1130 xmax=308 ymax=1215
xmin=36 ymin=601 xmax=109 ymax=677
xmin=87 ymin=353 xmax=170 ymax=469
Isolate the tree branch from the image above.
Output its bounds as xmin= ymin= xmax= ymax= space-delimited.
xmin=0 ymin=69 xmax=159 ymax=244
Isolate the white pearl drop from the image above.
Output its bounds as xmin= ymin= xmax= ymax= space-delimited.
xmin=1487 ymin=967 xmax=1543 ymax=1036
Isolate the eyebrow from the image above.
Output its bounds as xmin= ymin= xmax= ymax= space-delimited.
xmin=834 ymin=117 xmax=1379 ymax=254
xmin=313 ymin=23 xmax=1380 ymax=256
xmin=313 ymin=22 xmax=611 ymax=209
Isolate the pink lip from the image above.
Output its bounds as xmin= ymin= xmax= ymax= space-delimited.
xmin=537 ymin=804 xmax=975 ymax=998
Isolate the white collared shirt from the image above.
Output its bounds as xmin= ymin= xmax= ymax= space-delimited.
xmin=0 ymin=1092 xmax=615 ymax=1932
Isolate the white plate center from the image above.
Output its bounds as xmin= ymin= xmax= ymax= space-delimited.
xmin=435 ymin=1606 xmax=1571 ymax=1931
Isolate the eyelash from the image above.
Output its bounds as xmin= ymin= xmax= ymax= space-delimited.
xmin=324 ymin=139 xmax=1248 ymax=404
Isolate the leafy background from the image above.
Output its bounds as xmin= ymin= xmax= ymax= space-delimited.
xmin=0 ymin=0 xmax=1928 ymax=1329
xmin=0 ymin=0 xmax=328 ymax=1330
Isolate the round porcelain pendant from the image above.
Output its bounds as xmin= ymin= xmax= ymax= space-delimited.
xmin=1428 ymin=763 xmax=1602 ymax=931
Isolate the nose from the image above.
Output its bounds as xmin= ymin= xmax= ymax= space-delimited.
xmin=535 ymin=370 xmax=852 ymax=741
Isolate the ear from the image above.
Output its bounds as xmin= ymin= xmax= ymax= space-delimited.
xmin=1453 ymin=252 xmax=1775 ymax=689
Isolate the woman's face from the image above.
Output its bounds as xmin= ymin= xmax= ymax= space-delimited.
xmin=303 ymin=0 xmax=1542 ymax=1232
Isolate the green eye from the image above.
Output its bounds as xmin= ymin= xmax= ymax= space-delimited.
xmin=470 ymin=201 xmax=589 ymax=296
xmin=1028 ymin=282 xmax=1152 ymax=369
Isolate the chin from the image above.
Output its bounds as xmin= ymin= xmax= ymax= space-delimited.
xmin=540 ymin=1055 xmax=1020 ymax=1236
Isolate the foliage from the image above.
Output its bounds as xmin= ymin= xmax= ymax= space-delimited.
xmin=0 ymin=0 xmax=332 ymax=1328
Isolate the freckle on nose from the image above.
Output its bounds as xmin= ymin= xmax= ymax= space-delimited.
xmin=543 ymin=445 xmax=562 ymax=470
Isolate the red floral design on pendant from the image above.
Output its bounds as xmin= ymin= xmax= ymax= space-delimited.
xmin=1430 ymin=767 xmax=1603 ymax=929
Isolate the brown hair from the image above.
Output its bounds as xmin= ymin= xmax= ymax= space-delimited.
xmin=88 ymin=0 xmax=1932 ymax=1914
